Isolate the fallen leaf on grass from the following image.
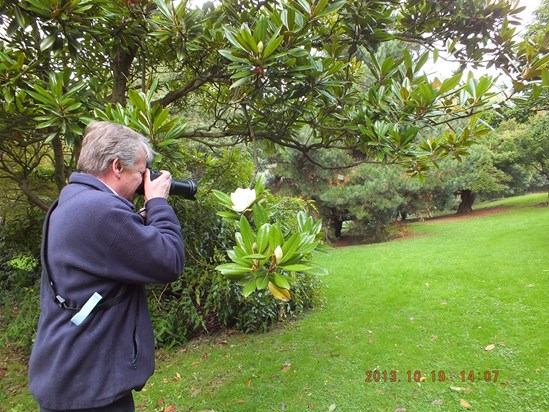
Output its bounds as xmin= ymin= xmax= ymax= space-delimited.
xmin=191 ymin=388 xmax=201 ymax=397
xmin=281 ymin=365 xmax=292 ymax=373
xmin=460 ymin=399 xmax=472 ymax=409
xmin=328 ymin=404 xmax=337 ymax=411
xmin=164 ymin=405 xmax=176 ymax=412
xmin=450 ymin=386 xmax=472 ymax=394
xmin=432 ymin=399 xmax=444 ymax=405
xmin=394 ymin=408 xmax=407 ymax=412
xmin=485 ymin=344 xmax=496 ymax=351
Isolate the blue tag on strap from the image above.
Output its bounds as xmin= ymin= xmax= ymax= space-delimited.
xmin=70 ymin=292 xmax=103 ymax=326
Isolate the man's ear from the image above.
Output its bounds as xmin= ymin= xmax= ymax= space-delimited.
xmin=112 ymin=158 xmax=123 ymax=178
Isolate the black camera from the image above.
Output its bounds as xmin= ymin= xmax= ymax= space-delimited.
xmin=137 ymin=170 xmax=197 ymax=200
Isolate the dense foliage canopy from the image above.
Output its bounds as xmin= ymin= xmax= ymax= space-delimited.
xmin=1 ymin=0 xmax=548 ymax=210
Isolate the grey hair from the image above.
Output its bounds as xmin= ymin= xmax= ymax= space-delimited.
xmin=77 ymin=121 xmax=154 ymax=175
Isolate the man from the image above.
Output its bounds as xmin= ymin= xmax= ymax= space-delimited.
xmin=29 ymin=121 xmax=185 ymax=411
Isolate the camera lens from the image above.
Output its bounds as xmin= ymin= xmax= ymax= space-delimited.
xmin=135 ymin=171 xmax=197 ymax=200
xmin=170 ymin=179 xmax=197 ymax=200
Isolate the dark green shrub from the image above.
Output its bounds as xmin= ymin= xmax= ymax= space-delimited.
xmin=0 ymin=209 xmax=44 ymax=351
xmin=229 ymin=272 xmax=325 ymax=333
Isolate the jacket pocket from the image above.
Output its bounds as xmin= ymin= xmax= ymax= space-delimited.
xmin=131 ymin=321 xmax=139 ymax=369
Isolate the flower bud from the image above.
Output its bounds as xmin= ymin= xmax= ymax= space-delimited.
xmin=274 ymin=245 xmax=283 ymax=264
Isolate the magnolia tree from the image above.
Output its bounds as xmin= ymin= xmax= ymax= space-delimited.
xmin=2 ymin=1 xmax=548 ymax=192
xmin=1 ymin=0 xmax=549 ymax=299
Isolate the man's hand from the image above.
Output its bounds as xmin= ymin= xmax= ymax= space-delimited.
xmin=144 ymin=169 xmax=171 ymax=201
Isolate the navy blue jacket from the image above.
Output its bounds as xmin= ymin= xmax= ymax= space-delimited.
xmin=29 ymin=173 xmax=185 ymax=409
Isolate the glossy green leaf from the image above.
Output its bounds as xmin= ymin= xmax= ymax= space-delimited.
xmin=293 ymin=0 xmax=311 ymax=15
xmin=280 ymin=232 xmax=301 ymax=263
xmin=254 ymin=16 xmax=268 ymax=42
xmin=241 ymin=278 xmax=257 ymax=297
xmin=40 ymin=34 xmax=56 ymax=51
xmin=255 ymin=223 xmax=271 ymax=254
xmin=256 ymin=273 xmax=269 ymax=290
xmin=273 ymin=272 xmax=291 ymax=289
xmin=239 ymin=215 xmax=255 ymax=253
xmin=26 ymin=90 xmax=55 ymax=106
xmin=279 ymin=263 xmax=312 ymax=272
xmin=268 ymin=224 xmax=284 ymax=251
xmin=475 ymin=76 xmax=493 ymax=98
xmin=224 ymin=28 xmax=249 ymax=52
xmin=230 ymin=75 xmax=252 ymax=89
xmin=252 ymin=203 xmax=269 ymax=227
xmin=262 ymin=35 xmax=284 ymax=59
xmin=212 ymin=189 xmax=233 ymax=206
xmin=301 ymin=262 xmax=329 ymax=276
xmin=239 ymin=24 xmax=258 ymax=54
xmin=219 ymin=49 xmax=251 ymax=64
xmin=438 ymin=72 xmax=462 ymax=95
xmin=243 ymin=253 xmax=267 ymax=260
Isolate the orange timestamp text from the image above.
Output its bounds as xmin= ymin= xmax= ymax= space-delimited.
xmin=365 ymin=369 xmax=499 ymax=383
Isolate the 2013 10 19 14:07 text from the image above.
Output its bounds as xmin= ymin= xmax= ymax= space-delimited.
xmin=365 ymin=370 xmax=499 ymax=383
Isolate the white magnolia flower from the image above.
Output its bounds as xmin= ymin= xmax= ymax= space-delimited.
xmin=274 ymin=245 xmax=283 ymax=264
xmin=230 ymin=188 xmax=256 ymax=212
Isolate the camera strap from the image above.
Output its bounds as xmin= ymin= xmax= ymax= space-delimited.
xmin=41 ymin=199 xmax=130 ymax=315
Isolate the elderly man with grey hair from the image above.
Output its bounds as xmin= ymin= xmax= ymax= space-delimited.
xmin=29 ymin=121 xmax=185 ymax=412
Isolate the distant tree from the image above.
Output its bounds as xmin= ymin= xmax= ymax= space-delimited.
xmin=514 ymin=114 xmax=549 ymax=201
xmin=484 ymin=118 xmax=535 ymax=194
xmin=482 ymin=113 xmax=549 ymax=201
xmin=423 ymin=144 xmax=510 ymax=214
xmin=270 ymin=147 xmax=422 ymax=239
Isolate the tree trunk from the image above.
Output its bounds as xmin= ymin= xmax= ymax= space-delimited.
xmin=18 ymin=177 xmax=50 ymax=211
xmin=111 ymin=45 xmax=137 ymax=105
xmin=51 ymin=134 xmax=65 ymax=193
xmin=456 ymin=189 xmax=475 ymax=215
xmin=332 ymin=217 xmax=343 ymax=238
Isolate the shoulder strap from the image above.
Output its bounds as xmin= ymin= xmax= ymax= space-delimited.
xmin=41 ymin=199 xmax=130 ymax=313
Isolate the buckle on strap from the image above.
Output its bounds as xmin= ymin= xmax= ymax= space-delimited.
xmin=55 ymin=294 xmax=68 ymax=309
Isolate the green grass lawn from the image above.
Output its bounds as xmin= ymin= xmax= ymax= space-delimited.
xmin=2 ymin=193 xmax=548 ymax=411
